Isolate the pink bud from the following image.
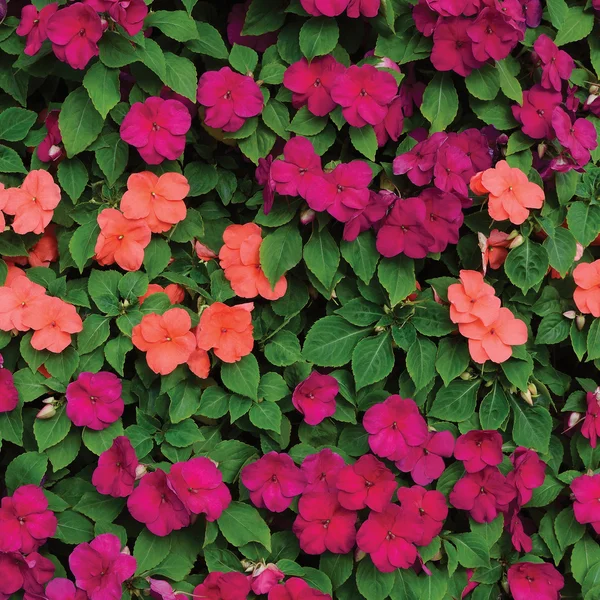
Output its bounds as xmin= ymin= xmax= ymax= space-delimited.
xmin=42 ymin=396 xmax=56 ymax=404
xmin=194 ymin=241 xmax=217 ymax=262
xmin=121 ymin=546 xmax=131 ymax=555
xmin=100 ymin=16 xmax=109 ymax=32
xmin=250 ymin=563 xmax=284 ymax=595
xmin=376 ymin=56 xmax=401 ymax=73
xmin=300 ymin=208 xmax=316 ymax=225
xmin=36 ymin=405 xmax=56 ymax=419
xmin=563 ymin=310 xmax=577 ymax=320
xmin=135 ymin=464 xmax=148 ymax=480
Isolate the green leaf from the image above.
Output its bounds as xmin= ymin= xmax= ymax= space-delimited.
xmin=352 ymin=332 xmax=394 ymax=390
xmin=34 ymin=406 xmax=71 ymax=453
xmin=145 ymin=11 xmax=199 ymax=42
xmin=299 ymin=17 xmax=339 ymax=61
xmin=504 ymin=239 xmax=549 ymax=293
xmin=320 ymin=553 xmax=353 ymax=591
xmin=567 ymin=202 xmax=600 ymax=247
xmin=356 ymin=558 xmax=395 ymax=600
xmin=45 ymin=347 xmax=80 ymax=384
xmin=229 ymin=43 xmax=259 ymax=74
xmin=507 ymin=131 xmax=534 ymax=155
xmin=554 ymin=7 xmax=594 ymax=46
xmin=134 ymin=528 xmax=171 ymax=575
xmin=406 ymin=336 xmax=437 ymax=390
xmin=169 ymin=379 xmax=201 ymax=423
xmin=6 ymin=452 xmax=48 ymax=493
xmin=221 ymin=354 xmax=260 ymax=400
xmin=164 ymin=52 xmax=197 ymax=102
xmin=143 ymin=238 xmax=171 ymax=280
xmin=378 ymin=255 xmax=415 ymax=306
xmin=536 ymin=313 xmax=570 ymax=345
xmin=572 ymin=536 xmax=600 ymax=585
xmin=289 ymin=106 xmax=327 ymax=136
xmin=510 ymin=399 xmax=552 ymax=454
xmin=82 ymin=420 xmax=124 ymax=455
xmin=78 ymin=314 xmax=111 ymax=355
xmin=264 ymin=331 xmax=303 ymax=367
xmin=543 ymin=227 xmax=577 ymax=278
xmin=249 ymin=401 xmax=282 ymax=433
xmin=430 ymin=380 xmax=480 ymax=422
xmin=262 ymin=100 xmax=290 ymax=139
xmin=448 ymin=533 xmax=490 ymax=568
xmin=188 ymin=22 xmax=229 ymax=58
xmin=218 ymin=502 xmax=271 ymax=551
xmin=59 ymin=87 xmax=104 ymax=157
xmin=412 ymin=300 xmax=454 ymax=336
xmin=46 ymin=430 xmax=81 ymax=471
xmin=470 ymin=96 xmax=518 ymax=129
xmin=547 ymin=0 xmax=568 ymax=28
xmin=496 ymin=60 xmax=522 ymax=103
xmin=556 ymin=169 xmax=579 ymax=205
xmin=435 ymin=337 xmax=470 ymax=386
xmin=55 ymin=510 xmax=94 ymax=544
xmin=555 ymin=506 xmax=585 ymax=550
xmin=303 ymin=227 xmax=340 ymax=289
xmin=0 ymin=107 xmax=36 ymax=141
xmin=74 ymin=491 xmax=124 ymax=522
xmin=341 ymin=231 xmax=379 ymax=284
xmin=465 ymin=64 xmax=499 ymax=101
xmin=136 ymin=37 xmax=167 ymax=79
xmin=209 ymin=440 xmax=258 ymax=483
xmin=479 ymin=381 xmax=510 ymax=430
xmin=98 ymin=31 xmax=139 ymax=67
xmin=165 ymin=420 xmax=204 ymax=447
xmin=421 ymin=73 xmax=458 ymax=133
xmin=243 ymin=0 xmax=287 ymax=36
xmin=0 ymin=144 xmax=27 ymax=173
xmin=57 ymin=158 xmax=88 ymax=202
xmin=95 ymin=133 xmax=128 ymax=187
xmin=83 ymin=62 xmax=120 ymax=119
xmin=260 ymin=223 xmax=303 ymax=287
xmin=588 ymin=319 xmax=600 ymax=362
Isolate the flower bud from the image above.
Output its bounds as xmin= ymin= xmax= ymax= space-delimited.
xmin=537 ymin=142 xmax=547 ymax=159
xmin=589 ymin=84 xmax=600 ymax=95
xmin=568 ymin=412 xmax=582 ymax=428
xmin=300 ymin=208 xmax=316 ymax=225
xmin=250 ymin=562 xmax=285 ymax=595
xmin=508 ymin=234 xmax=524 ymax=249
xmin=586 ymin=94 xmax=599 ymax=106
xmin=100 ymin=16 xmax=109 ymax=32
xmin=48 ymin=145 xmax=62 ymax=161
xmin=36 ymin=405 xmax=56 ymax=419
xmin=577 ymin=315 xmax=586 ymax=331
xmin=376 ymin=56 xmax=401 ymax=72
xmin=355 ymin=548 xmax=367 ymax=562
xmin=459 ymin=371 xmax=473 ymax=380
xmin=121 ymin=545 xmax=131 ymax=555
xmin=42 ymin=396 xmax=56 ymax=404
xmin=135 ymin=464 xmax=148 ymax=480
xmin=242 ymin=560 xmax=255 ymax=572
xmin=528 ymin=382 xmax=538 ymax=396
xmin=427 ymin=425 xmax=438 ymax=433
xmin=563 ymin=310 xmax=577 ymax=320
xmin=520 ymin=389 xmax=533 ymax=406
xmin=497 ymin=133 xmax=508 ymax=146
xmin=374 ymin=326 xmax=386 ymax=333
xmin=594 ymin=387 xmax=600 ymax=401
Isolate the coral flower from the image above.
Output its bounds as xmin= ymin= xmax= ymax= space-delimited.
xmin=292 ymin=371 xmax=339 ymax=426
xmin=219 ymin=223 xmax=287 ymax=300
xmin=22 ymin=296 xmax=83 ymax=353
xmin=507 ymin=562 xmax=564 ymax=600
xmin=139 ymin=283 xmax=185 ymax=306
xmin=0 ymin=276 xmax=46 ymax=332
xmin=395 ymin=430 xmax=455 ymax=485
xmin=120 ymin=172 xmax=190 ymax=234
xmin=397 ymin=486 xmax=448 ymax=546
xmin=193 ymin=572 xmax=251 ymax=600
xmin=268 ymin=578 xmax=332 ymax=600
xmin=94 ymin=208 xmax=152 ymax=272
xmin=573 ymin=260 xmax=600 ymax=317
xmin=45 ymin=578 xmax=87 ymax=600
xmin=478 ymin=229 xmax=512 ymax=273
xmin=301 ymin=449 xmax=346 ymax=494
xmin=28 ymin=224 xmax=59 ymax=267
xmin=92 ymin=436 xmax=138 ymax=497
xmin=131 ymin=308 xmax=196 ymax=375
xmin=3 ymin=170 xmax=61 ymax=235
xmin=454 ymin=430 xmax=503 ymax=473
xmin=16 ymin=3 xmax=58 ymax=56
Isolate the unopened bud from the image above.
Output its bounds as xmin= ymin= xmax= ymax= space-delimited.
xmin=300 ymin=208 xmax=316 ymax=225
xmin=121 ymin=545 xmax=131 ymax=555
xmin=501 ymin=577 xmax=509 ymax=595
xmin=508 ymin=234 xmax=524 ymax=249
xmin=241 ymin=559 xmax=255 ymax=572
xmin=100 ymin=16 xmax=109 ymax=32
xmin=42 ymin=396 xmax=56 ymax=404
xmin=590 ymin=84 xmax=600 ymax=95
xmin=48 ymin=145 xmax=62 ymax=161
xmin=427 ymin=425 xmax=438 ymax=433
xmin=595 ymin=386 xmax=600 ymax=401
xmin=374 ymin=326 xmax=386 ymax=333
xmin=376 ymin=56 xmax=401 ymax=73
xmin=459 ymin=371 xmax=473 ymax=380
xmin=563 ymin=310 xmax=577 ymax=320
xmin=431 ymin=549 xmax=443 ymax=561
xmin=538 ymin=142 xmax=547 ymax=159
xmin=577 ymin=315 xmax=586 ymax=331
xmin=135 ymin=464 xmax=148 ymax=480
xmin=520 ymin=389 xmax=533 ymax=406
xmin=497 ymin=133 xmax=508 ymax=146
xmin=568 ymin=412 xmax=582 ymax=428
xmin=528 ymin=382 xmax=538 ymax=396
xmin=122 ymin=299 xmax=130 ymax=309
xmin=36 ymin=405 xmax=56 ymax=419
xmin=506 ymin=230 xmax=519 ymax=240
xmin=355 ymin=549 xmax=366 ymax=562
xmin=509 ymin=385 xmax=517 ymax=394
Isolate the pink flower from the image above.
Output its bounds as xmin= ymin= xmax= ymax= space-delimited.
xmin=454 ymin=430 xmax=503 ymax=473
xmin=434 ymin=145 xmax=471 ymax=196
xmin=398 ymin=64 xmax=425 ymax=117
xmin=250 ymin=563 xmax=284 ymax=595
xmin=37 ymin=110 xmax=63 ymax=163
xmin=284 ymin=56 xmax=345 ymax=117
xmin=0 ymin=485 xmax=56 ymax=554
xmin=69 ymin=534 xmax=136 ymax=600
xmin=507 ymin=562 xmax=564 ymax=600
xmin=420 ymin=188 xmax=463 ymax=253
xmin=343 ymin=189 xmax=395 ymax=242
xmin=374 ymin=96 xmax=404 ymax=147
xmin=506 ymin=507 xmax=532 ymax=552
xmin=16 ymin=3 xmax=58 ymax=56
xmin=271 ymin=137 xmax=323 ymax=199
xmin=395 ymin=430 xmax=455 ymax=485
xmin=427 ymin=0 xmax=480 ymax=17
xmin=167 ymin=457 xmax=231 ymax=520
xmin=507 ymin=447 xmax=546 ymax=506
xmin=534 ymin=34 xmax=574 ymax=92
xmin=0 ymin=551 xmax=54 ymax=600
xmin=363 ymin=395 xmax=428 ymax=462
xmin=65 ymin=371 xmax=123 ymax=431
xmin=268 ymin=578 xmax=332 ymax=600
xmin=149 ymin=578 xmax=186 ymax=600
xmin=120 ymin=97 xmax=191 ymax=164
xmin=45 ymin=578 xmax=87 ymax=600
xmin=582 ymin=390 xmax=600 ymax=448
xmin=255 ymin=155 xmax=275 ymax=214
xmin=393 ymin=132 xmax=447 ymax=186
xmin=356 ymin=503 xmax=422 ymax=572
xmin=293 ymin=492 xmax=356 ymax=554
xmin=292 ymin=371 xmax=339 ymax=426
xmin=46 ymin=4 xmax=103 ymax=70
xmin=301 ymin=449 xmax=346 ymax=494
xmin=572 ymin=474 xmax=600 ymax=533
xmin=520 ymin=0 xmax=542 ymax=26
xmin=127 ymin=470 xmax=190 ymax=536
xmin=467 ymin=7 xmax=522 ymax=62
xmin=431 ymin=17 xmax=482 ymax=77
xmin=450 ymin=466 xmax=516 ymax=523
xmin=512 ymin=85 xmax=562 ymax=139
xmin=300 ymin=0 xmax=350 ymax=17
xmin=552 ymin=106 xmax=598 ymax=166
xmin=330 ymin=64 xmax=398 ymax=127
xmin=192 ymin=572 xmax=250 ymax=600
xmin=462 ymin=569 xmax=479 ymax=598
xmin=107 ymin=0 xmax=147 ymax=36
xmin=241 ymin=452 xmax=306 ymax=512
xmin=336 ymin=454 xmax=396 ymax=512
xmin=346 ymin=0 xmax=381 ymax=17
xmin=0 ymin=357 xmax=18 ymax=413
xmin=306 ymin=161 xmax=372 ymax=221
xmin=92 ymin=436 xmax=138 ymax=498
xmin=227 ymin=1 xmax=277 ymax=52
xmin=197 ymin=67 xmax=264 ymax=133
xmin=397 ymin=485 xmax=448 ymax=546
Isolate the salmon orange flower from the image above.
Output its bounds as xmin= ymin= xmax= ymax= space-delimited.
xmin=0 ymin=182 xmax=7 ymax=230
xmin=3 ymin=170 xmax=61 ymax=234
xmin=22 ymin=296 xmax=83 ymax=353
xmin=120 ymin=172 xmax=190 ymax=234
xmin=195 ymin=241 xmax=217 ymax=262
xmin=219 ymin=223 xmax=287 ymax=300
xmin=573 ymin=260 xmax=600 ymax=317
xmin=0 ymin=276 xmax=46 ymax=332
xmin=459 ymin=307 xmax=528 ymax=364
xmin=94 ymin=208 xmax=152 ymax=272
xmin=196 ymin=302 xmax=254 ymax=363
xmin=478 ymin=230 xmax=512 ymax=275
xmin=188 ymin=344 xmax=211 ymax=379
xmin=131 ymin=308 xmax=196 ymax=375
xmin=448 ymin=270 xmax=501 ymax=327
xmin=138 ymin=283 xmax=185 ymax=306
xmin=28 ymin=224 xmax=59 ymax=267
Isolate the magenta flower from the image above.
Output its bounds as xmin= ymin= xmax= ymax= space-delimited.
xmin=330 ymin=64 xmax=398 ymax=127
xmin=37 ymin=110 xmax=63 ymax=163
xmin=197 ymin=67 xmax=264 ymax=133
xmin=120 ymin=97 xmax=191 ymax=165
xmin=433 ymin=144 xmax=472 ymax=196
xmin=467 ymin=7 xmax=522 ymax=62
xmin=336 ymin=454 xmax=396 ymax=512
xmin=167 ymin=457 xmax=231 ymax=520
xmin=46 ymin=4 xmax=103 ymax=70
xmin=520 ymin=0 xmax=542 ymax=26
xmin=292 ymin=371 xmax=339 ymax=426
xmin=92 ymin=436 xmax=138 ymax=498
xmin=376 ymin=196 xmax=435 ymax=259
xmin=420 ymin=188 xmax=463 ymax=253
xmin=66 ymin=371 xmax=124 ymax=431
xmin=269 ymin=578 xmax=331 ymax=600
xmin=301 ymin=449 xmax=346 ymax=494
xmin=447 ymin=128 xmax=493 ymax=175
xmin=193 ymin=572 xmax=251 ymax=600
xmin=69 ymin=534 xmax=137 ymax=600
xmin=160 ymin=86 xmax=196 ymax=118
xmin=507 ymin=562 xmax=564 ymax=600
xmin=0 ymin=551 xmax=54 ymax=599
xmin=512 ymin=84 xmax=562 ymax=139
xmin=347 ymin=0 xmax=381 ymax=17
xmin=393 ymin=132 xmax=447 ymax=186
xmin=362 ymin=395 xmax=428 ymax=462
xmin=45 ymin=578 xmax=87 ymax=600
xmin=0 ymin=485 xmax=57 ymax=554
xmin=16 ymin=3 xmax=57 ymax=56
xmin=431 ymin=17 xmax=482 ymax=77
xmin=454 ymin=430 xmax=503 ymax=473
xmin=397 ymin=485 xmax=448 ymax=546
xmin=284 ymin=56 xmax=346 ymax=117
xmin=399 ymin=65 xmax=426 ymax=118
xmin=534 ymin=34 xmax=574 ymax=92
xmin=0 ymin=354 xmax=18 ymax=413
xmin=149 ymin=578 xmax=187 ymax=600
xmin=571 ymin=474 xmax=600 ymax=533
xmin=300 ymin=0 xmax=350 ymax=17
xmin=507 ymin=447 xmax=546 ymax=506
xmin=227 ymin=1 xmax=278 ymax=52
xmin=581 ymin=390 xmax=600 ymax=448
xmin=108 ymin=0 xmax=147 ymax=36
xmin=241 ymin=452 xmax=306 ymax=512
xmin=427 ymin=0 xmax=480 ymax=17
xmin=374 ymin=96 xmax=404 ymax=147
xmin=293 ymin=492 xmax=356 ymax=555
xmin=413 ymin=0 xmax=439 ymax=36
xmin=250 ymin=563 xmax=284 ymax=595
xmin=271 ymin=137 xmax=323 ymax=199
xmin=343 ymin=189 xmax=394 ymax=242
xmin=506 ymin=506 xmax=532 ymax=553
xmin=552 ymin=106 xmax=598 ymax=166
xmin=127 ymin=470 xmax=190 ymax=537
xmin=395 ymin=430 xmax=455 ymax=485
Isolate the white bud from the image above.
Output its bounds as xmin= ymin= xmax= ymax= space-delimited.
xmin=520 ymin=390 xmax=533 ymax=406
xmin=42 ymin=396 xmax=56 ymax=404
xmin=508 ymin=234 xmax=524 ymax=249
xmin=135 ymin=464 xmax=148 ymax=480
xmin=576 ymin=315 xmax=586 ymax=331
xmin=568 ymin=412 xmax=582 ymax=428
xmin=121 ymin=546 xmax=131 ymax=555
xmin=36 ymin=405 xmax=56 ymax=419
xmin=299 ymin=208 xmax=316 ymax=225
xmin=563 ymin=310 xmax=577 ymax=320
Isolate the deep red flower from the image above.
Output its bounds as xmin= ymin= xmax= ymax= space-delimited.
xmin=397 ymin=485 xmax=448 ymax=546
xmin=534 ymin=34 xmax=574 ymax=92
xmin=431 ymin=17 xmax=482 ymax=77
xmin=0 ymin=551 xmax=54 ymax=600
xmin=301 ymin=449 xmax=346 ymax=494
xmin=343 ymin=190 xmax=395 ymax=242
xmin=396 ymin=430 xmax=455 ymax=485
xmin=507 ymin=447 xmax=546 ymax=506
xmin=393 ymin=132 xmax=447 ymax=186
xmin=292 ymin=371 xmax=339 ymax=425
xmin=454 ymin=430 xmax=504 ymax=473
xmin=552 ymin=106 xmax=598 ymax=166
xmin=512 ymin=85 xmax=562 ymax=140
xmin=507 ymin=562 xmax=564 ymax=600
xmin=467 ymin=7 xmax=522 ymax=62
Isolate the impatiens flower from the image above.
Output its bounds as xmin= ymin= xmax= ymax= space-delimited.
xmin=552 ymin=107 xmax=598 ymax=166
xmin=46 ymin=4 xmax=103 ymax=70
xmin=397 ymin=485 xmax=448 ymax=546
xmin=374 ymin=96 xmax=404 ymax=147
xmin=467 ymin=7 xmax=522 ymax=62
xmin=139 ymin=283 xmax=185 ymax=306
xmin=462 ymin=569 xmax=479 ymax=598
xmin=506 ymin=506 xmax=532 ymax=553
xmin=300 ymin=0 xmax=349 ymax=17
xmin=197 ymin=67 xmax=264 ymax=132
xmin=256 ymin=155 xmax=276 ymax=214
xmin=376 ymin=196 xmax=435 ymax=259
xmin=336 ymin=454 xmax=396 ymax=512
xmin=293 ymin=492 xmax=356 ymax=555
xmin=512 ymin=85 xmax=562 ymax=139
xmin=92 ymin=436 xmax=138 ymax=497
xmin=395 ymin=430 xmax=455 ymax=485
xmin=127 ymin=470 xmax=190 ymax=536
xmin=420 ymin=188 xmax=463 ymax=253
xmin=301 ymin=449 xmax=346 ymax=494
xmin=241 ymin=452 xmax=306 ymax=512
xmin=571 ymin=473 xmax=600 ymax=533
xmin=426 ymin=0 xmax=479 ymax=17
xmin=196 ymin=302 xmax=254 ymax=363
xmin=582 ymin=390 xmax=600 ymax=448
xmin=398 ymin=64 xmax=426 ymax=117
xmin=16 ymin=3 xmax=58 ymax=56
xmin=3 ymin=170 xmax=61 ymax=235
xmin=149 ymin=577 xmax=187 ymax=600
xmin=120 ymin=172 xmax=190 ymax=234
xmin=45 ymin=578 xmax=87 ymax=600
xmin=459 ymin=307 xmax=528 ymax=363
xmin=131 ymin=308 xmax=196 ymax=375
xmin=434 ymin=145 xmax=471 ymax=196
xmin=331 ymin=64 xmax=398 ymax=128
xmin=448 ymin=270 xmax=500 ymax=326
xmin=250 ymin=563 xmax=284 ymax=596
xmin=507 ymin=562 xmax=564 ymax=600
xmin=393 ymin=132 xmax=447 ymax=186
xmin=363 ymin=395 xmax=428 ymax=462
xmin=292 ymin=371 xmax=339 ymax=426
xmin=94 ymin=208 xmax=152 ymax=272
xmin=269 ymin=578 xmax=331 ymax=600
xmin=193 ymin=571 xmax=251 ymax=600
xmin=86 ymin=0 xmax=147 ymax=36
xmin=357 ymin=503 xmax=423 ymax=572
xmin=69 ymin=534 xmax=137 ymax=600
xmin=227 ymin=1 xmax=277 ymax=53
xmin=450 ymin=466 xmax=516 ymax=523
xmin=167 ymin=457 xmax=231 ymax=520
xmin=431 ymin=17 xmax=482 ymax=77
xmin=507 ymin=447 xmax=546 ymax=506
xmin=0 ymin=485 xmax=57 ymax=553
xmin=270 ymin=137 xmax=323 ymax=199
xmin=573 ymin=260 xmax=600 ymax=317
xmin=479 ymin=229 xmax=512 ymax=273
xmin=219 ymin=223 xmax=287 ymax=300
xmin=0 ymin=276 xmax=46 ymax=332
xmin=187 ymin=343 xmax=211 ymax=380
xmin=454 ymin=430 xmax=503 ymax=473
xmin=343 ymin=189 xmax=395 ymax=242
xmin=22 ymin=296 xmax=83 ymax=353
xmin=347 ymin=0 xmax=381 ymax=17
xmin=284 ymin=56 xmax=346 ymax=117
xmin=28 ymin=224 xmax=59 ymax=267
xmin=120 ymin=97 xmax=192 ymax=164
xmin=66 ymin=371 xmax=123 ymax=430
xmin=449 ymin=128 xmax=493 ymax=175
xmin=534 ymin=34 xmax=574 ymax=92
xmin=0 ymin=356 xmax=18 ymax=413
xmin=0 ymin=551 xmax=54 ymax=600
xmin=195 ymin=241 xmax=218 ymax=262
